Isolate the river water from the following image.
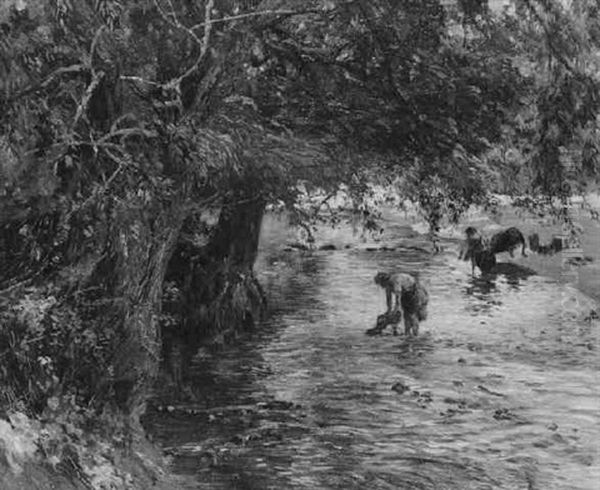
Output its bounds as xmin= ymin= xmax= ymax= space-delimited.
xmin=147 ymin=214 xmax=600 ymax=490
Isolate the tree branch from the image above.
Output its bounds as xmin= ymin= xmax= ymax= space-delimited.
xmin=6 ymin=64 xmax=86 ymax=103
xmin=89 ymin=26 xmax=106 ymax=71
xmin=190 ymin=9 xmax=312 ymax=30
xmin=98 ymin=127 xmax=158 ymax=143
xmin=71 ymin=70 xmax=105 ymax=132
xmin=119 ymin=75 xmax=165 ymax=88
xmin=174 ymin=0 xmax=215 ymax=85
xmin=153 ymin=0 xmax=203 ymax=46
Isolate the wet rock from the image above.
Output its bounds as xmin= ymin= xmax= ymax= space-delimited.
xmin=440 ymin=397 xmax=470 ymax=417
xmin=443 ymin=397 xmax=467 ymax=407
xmin=391 ymin=381 xmax=410 ymax=394
xmin=256 ymin=400 xmax=299 ymax=411
xmin=566 ymin=255 xmax=593 ymax=266
xmin=396 ymin=245 xmax=432 ymax=254
xmin=411 ymin=390 xmax=433 ymax=406
xmin=466 ymin=400 xmax=484 ymax=409
xmin=364 ymin=245 xmax=397 ymax=252
xmin=286 ymin=242 xmax=311 ymax=251
xmin=493 ymin=408 xmax=515 ymax=420
xmin=440 ymin=407 xmax=468 ymax=418
xmin=584 ymin=309 xmax=599 ymax=322
xmin=230 ymin=434 xmax=247 ymax=445
xmin=478 ymin=385 xmax=505 ymax=397
xmin=467 ymin=342 xmax=483 ymax=352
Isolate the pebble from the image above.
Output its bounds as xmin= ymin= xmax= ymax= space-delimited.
xmin=391 ymin=381 xmax=410 ymax=394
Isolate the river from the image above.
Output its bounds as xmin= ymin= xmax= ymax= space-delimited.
xmin=146 ymin=213 xmax=600 ymax=490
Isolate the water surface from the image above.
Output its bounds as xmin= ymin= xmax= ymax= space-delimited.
xmin=147 ymin=215 xmax=599 ymax=490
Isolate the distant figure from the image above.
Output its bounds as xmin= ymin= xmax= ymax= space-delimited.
xmin=465 ymin=226 xmax=480 ymax=238
xmin=468 ymin=237 xmax=497 ymax=274
xmin=458 ymin=226 xmax=483 ymax=262
xmin=371 ymin=272 xmax=429 ymax=336
xmin=489 ymin=227 xmax=527 ymax=257
xmin=551 ymin=235 xmax=569 ymax=253
xmin=528 ymin=233 xmax=540 ymax=253
xmin=528 ymin=232 xmax=556 ymax=255
xmin=460 ymin=227 xmax=496 ymax=275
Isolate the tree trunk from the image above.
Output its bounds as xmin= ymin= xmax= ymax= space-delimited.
xmin=93 ymin=198 xmax=185 ymax=422
xmin=163 ymin=197 xmax=267 ymax=386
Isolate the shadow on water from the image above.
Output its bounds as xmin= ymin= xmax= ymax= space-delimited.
xmin=489 ymin=262 xmax=537 ymax=286
xmin=462 ymin=262 xmax=538 ymax=314
xmin=146 ymin=215 xmax=600 ymax=490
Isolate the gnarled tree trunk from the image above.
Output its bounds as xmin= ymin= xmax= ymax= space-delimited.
xmin=163 ymin=196 xmax=267 ymax=387
xmin=91 ymin=197 xmax=185 ymax=423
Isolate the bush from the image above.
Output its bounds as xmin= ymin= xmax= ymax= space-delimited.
xmin=0 ymin=285 xmax=117 ymax=415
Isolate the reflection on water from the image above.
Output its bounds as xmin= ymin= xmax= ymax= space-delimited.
xmin=146 ymin=215 xmax=599 ymax=490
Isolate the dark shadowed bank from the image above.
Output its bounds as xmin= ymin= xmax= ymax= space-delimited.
xmin=0 ymin=194 xmax=267 ymax=489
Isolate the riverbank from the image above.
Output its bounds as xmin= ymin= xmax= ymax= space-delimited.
xmin=0 ymin=412 xmax=191 ymax=490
